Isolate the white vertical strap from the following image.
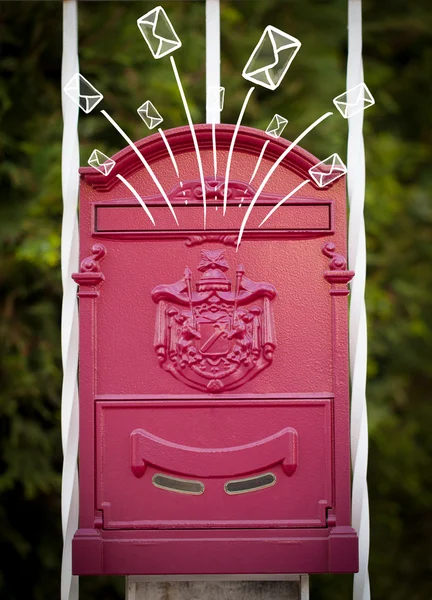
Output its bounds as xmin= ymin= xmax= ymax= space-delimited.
xmin=346 ymin=1 xmax=370 ymax=600
xmin=61 ymin=1 xmax=80 ymax=600
xmin=205 ymin=0 xmax=221 ymax=124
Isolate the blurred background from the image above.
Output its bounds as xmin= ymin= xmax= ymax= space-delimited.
xmin=0 ymin=0 xmax=431 ymax=598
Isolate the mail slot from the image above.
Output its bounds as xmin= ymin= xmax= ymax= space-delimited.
xmin=72 ymin=124 xmax=358 ymax=576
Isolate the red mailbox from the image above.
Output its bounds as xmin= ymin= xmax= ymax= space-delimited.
xmin=72 ymin=124 xmax=358 ymax=575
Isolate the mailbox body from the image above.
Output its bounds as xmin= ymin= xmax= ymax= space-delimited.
xmin=72 ymin=124 xmax=358 ymax=575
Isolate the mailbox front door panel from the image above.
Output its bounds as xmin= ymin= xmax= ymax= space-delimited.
xmin=96 ymin=399 xmax=332 ymax=529
xmin=72 ymin=125 xmax=358 ymax=575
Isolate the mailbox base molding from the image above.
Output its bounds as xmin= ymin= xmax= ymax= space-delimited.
xmin=72 ymin=527 xmax=358 ymax=576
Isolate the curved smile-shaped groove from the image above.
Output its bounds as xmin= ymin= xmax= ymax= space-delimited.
xmin=130 ymin=427 xmax=298 ymax=479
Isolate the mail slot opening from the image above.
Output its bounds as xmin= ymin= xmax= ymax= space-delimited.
xmin=152 ymin=473 xmax=205 ymax=495
xmin=224 ymin=473 xmax=276 ymax=495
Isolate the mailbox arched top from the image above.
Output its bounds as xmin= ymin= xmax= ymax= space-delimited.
xmin=79 ymin=124 xmax=338 ymax=193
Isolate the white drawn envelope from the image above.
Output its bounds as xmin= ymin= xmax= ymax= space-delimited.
xmin=333 ymin=83 xmax=375 ymax=119
xmin=137 ymin=6 xmax=182 ymax=59
xmin=266 ymin=114 xmax=288 ymax=138
xmin=64 ymin=73 xmax=103 ymax=114
xmin=242 ymin=26 xmax=301 ymax=90
xmin=308 ymin=153 xmax=347 ymax=188
xmin=88 ymin=150 xmax=116 ymax=177
xmin=137 ymin=101 xmax=163 ymax=129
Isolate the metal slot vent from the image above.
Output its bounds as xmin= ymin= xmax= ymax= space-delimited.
xmin=224 ymin=473 xmax=276 ymax=495
xmin=152 ymin=474 xmax=205 ymax=495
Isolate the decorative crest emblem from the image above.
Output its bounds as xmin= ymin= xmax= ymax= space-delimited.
xmin=151 ymin=249 xmax=277 ymax=392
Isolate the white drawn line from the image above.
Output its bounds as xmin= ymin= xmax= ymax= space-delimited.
xmin=223 ymin=86 xmax=255 ymax=215
xmin=101 ymin=110 xmax=178 ymax=225
xmin=116 ymin=174 xmax=155 ymax=225
xmin=238 ymin=187 xmax=248 ymax=207
xmin=158 ymin=128 xmax=180 ymax=177
xmin=249 ymin=139 xmax=270 ymax=184
xmin=170 ymin=56 xmax=207 ymax=229
xmin=259 ymin=179 xmax=310 ymax=227
xmin=236 ymin=111 xmax=333 ymax=250
xmin=212 ymin=122 xmax=217 ymax=178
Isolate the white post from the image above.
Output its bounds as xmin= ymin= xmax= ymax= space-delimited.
xmin=127 ymin=576 xmax=308 ymax=600
xmin=346 ymin=1 xmax=370 ymax=599
xmin=61 ymin=1 xmax=80 ymax=599
xmin=205 ymin=0 xmax=221 ymax=124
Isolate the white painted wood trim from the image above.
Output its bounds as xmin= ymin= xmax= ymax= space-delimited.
xmin=61 ymin=1 xmax=80 ymax=599
xmin=346 ymin=1 xmax=371 ymax=599
xmin=206 ymin=0 xmax=221 ymax=123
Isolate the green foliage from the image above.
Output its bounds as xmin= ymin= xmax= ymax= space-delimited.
xmin=0 ymin=1 xmax=431 ymax=598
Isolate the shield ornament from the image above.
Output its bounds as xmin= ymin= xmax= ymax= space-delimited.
xmin=152 ymin=250 xmax=277 ymax=392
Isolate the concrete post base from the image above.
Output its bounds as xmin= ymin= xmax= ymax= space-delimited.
xmin=127 ymin=575 xmax=309 ymax=600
